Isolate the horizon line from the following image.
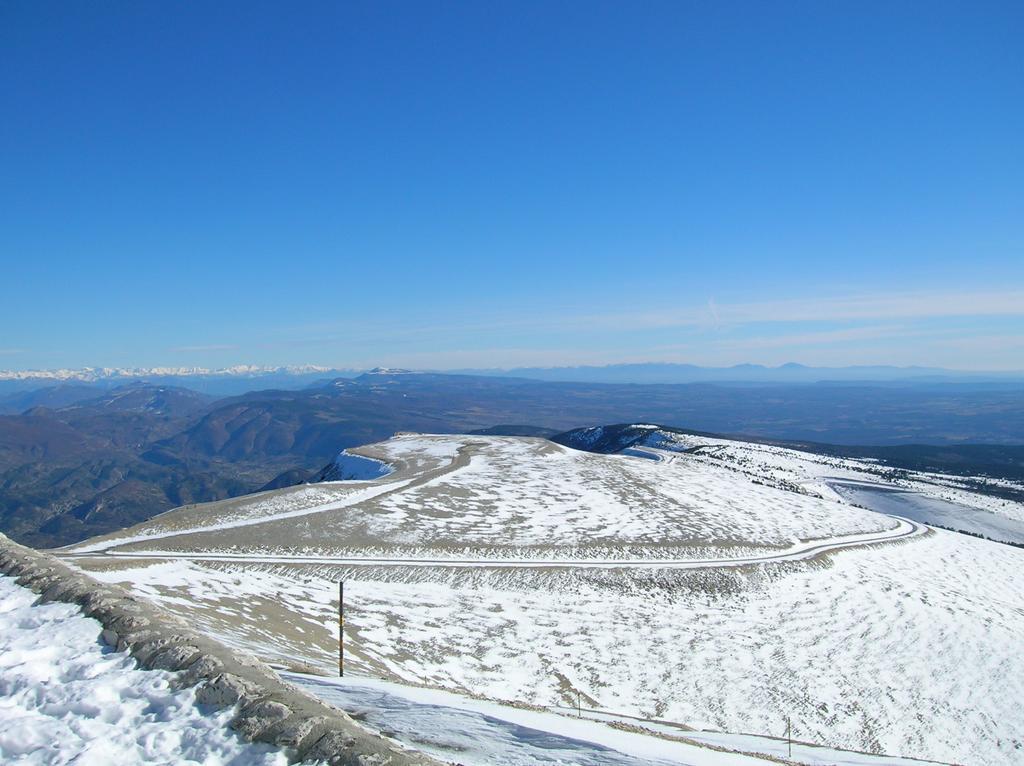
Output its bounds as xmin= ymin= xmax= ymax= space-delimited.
xmin=3 ymin=361 xmax=1024 ymax=381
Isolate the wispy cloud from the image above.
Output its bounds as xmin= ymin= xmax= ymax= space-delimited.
xmin=145 ymin=288 xmax=1023 ymax=371
xmin=346 ymin=347 xmax=636 ymax=370
xmin=705 ymin=298 xmax=721 ymax=330
xmin=339 ymin=288 xmax=1024 ymax=339
xmin=0 ymin=348 xmax=25 ymax=355
xmin=171 ymin=344 xmax=239 ymax=353
xmin=712 ymin=324 xmax=917 ymax=350
xmin=570 ymin=289 xmax=1024 ymax=332
xmin=721 ymin=290 xmax=1024 ymax=324
xmin=274 ymin=288 xmax=1024 ymax=344
xmin=939 ymin=334 xmax=1024 ymax=353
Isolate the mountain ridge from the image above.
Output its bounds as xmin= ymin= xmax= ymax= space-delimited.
xmin=450 ymin=361 xmax=1024 ymax=384
xmin=5 ymin=361 xmax=1023 ymax=390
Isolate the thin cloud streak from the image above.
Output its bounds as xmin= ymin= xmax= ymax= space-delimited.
xmin=577 ymin=289 xmax=1024 ymax=332
xmin=171 ymin=344 xmax=239 ymax=353
xmin=145 ymin=289 xmax=1024 ymax=371
xmin=710 ymin=324 xmax=917 ymax=350
xmin=270 ymin=289 xmax=1024 ymax=347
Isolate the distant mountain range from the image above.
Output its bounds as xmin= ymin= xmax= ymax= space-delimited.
xmin=0 ymin=365 xmax=359 ymax=398
xmin=451 ymin=362 xmax=1024 ymax=384
xmin=3 ymin=362 xmax=1022 ymax=394
xmin=0 ymin=364 xmax=340 ymax=381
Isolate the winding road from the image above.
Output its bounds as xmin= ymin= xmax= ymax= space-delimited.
xmin=64 ymin=516 xmax=926 ymax=570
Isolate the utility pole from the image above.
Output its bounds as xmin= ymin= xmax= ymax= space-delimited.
xmin=338 ymin=580 xmax=344 ymax=677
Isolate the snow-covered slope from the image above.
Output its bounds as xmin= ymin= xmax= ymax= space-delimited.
xmin=314 ymin=450 xmax=395 ymax=482
xmin=282 ymin=672 xmax=943 ymax=766
xmin=61 ymin=433 xmax=1024 ymax=765
xmin=0 ymin=574 xmax=288 ymax=765
xmin=626 ymin=427 xmax=1024 ymax=544
xmin=65 ymin=435 xmax=903 ymax=559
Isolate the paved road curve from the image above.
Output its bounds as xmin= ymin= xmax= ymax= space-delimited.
xmin=65 ymin=516 xmax=927 ymax=570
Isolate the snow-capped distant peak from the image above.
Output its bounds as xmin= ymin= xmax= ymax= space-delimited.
xmin=364 ymin=367 xmax=416 ymax=375
xmin=0 ymin=365 xmax=336 ymax=382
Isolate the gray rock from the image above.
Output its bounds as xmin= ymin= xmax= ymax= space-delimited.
xmin=17 ymin=567 xmax=57 ymax=589
xmin=267 ymin=714 xmax=338 ymax=751
xmin=116 ymin=628 xmax=163 ymax=654
xmin=196 ymin=673 xmax=262 ymax=708
xmin=302 ymin=730 xmax=361 ymax=764
xmin=106 ymin=612 xmax=151 ymax=635
xmin=146 ymin=644 xmax=202 ymax=672
xmin=132 ymin=635 xmax=195 ymax=666
xmin=179 ymin=654 xmax=226 ymax=687
xmin=234 ymin=699 xmax=292 ymax=740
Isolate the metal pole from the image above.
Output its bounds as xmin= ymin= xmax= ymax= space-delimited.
xmin=787 ymin=716 xmax=791 ymax=759
xmin=338 ymin=580 xmax=344 ymax=677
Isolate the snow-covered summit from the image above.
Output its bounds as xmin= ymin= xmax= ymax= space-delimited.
xmin=0 ymin=364 xmax=337 ymax=383
xmin=59 ymin=433 xmax=1024 ymax=765
xmin=363 ymin=367 xmax=417 ymax=375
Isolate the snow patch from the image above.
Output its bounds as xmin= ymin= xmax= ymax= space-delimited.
xmin=323 ymin=451 xmax=394 ymax=481
xmin=0 ymin=574 xmax=288 ymax=766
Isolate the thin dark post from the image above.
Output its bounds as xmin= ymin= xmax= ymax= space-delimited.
xmin=338 ymin=580 xmax=344 ymax=677
xmin=787 ymin=716 xmax=792 ymax=759
xmin=577 ymin=690 xmax=581 ymax=717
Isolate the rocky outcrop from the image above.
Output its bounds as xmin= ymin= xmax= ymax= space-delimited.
xmin=0 ymin=533 xmax=443 ymax=766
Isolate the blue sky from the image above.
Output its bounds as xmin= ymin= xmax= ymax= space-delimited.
xmin=1 ymin=1 xmax=1022 ymax=371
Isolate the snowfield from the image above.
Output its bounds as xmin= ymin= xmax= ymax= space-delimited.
xmin=638 ymin=430 xmax=1024 ymax=542
xmin=364 ymin=438 xmax=895 ymax=550
xmin=0 ymin=574 xmax=289 ymax=766
xmin=322 ymin=451 xmax=394 ymax=481
xmin=280 ymin=673 xmax=949 ymax=766
xmin=61 ymin=432 xmax=1024 ymax=765
xmin=65 ymin=435 xmax=901 ymax=559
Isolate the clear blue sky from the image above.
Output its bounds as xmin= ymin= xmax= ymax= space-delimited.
xmin=1 ymin=1 xmax=1022 ymax=371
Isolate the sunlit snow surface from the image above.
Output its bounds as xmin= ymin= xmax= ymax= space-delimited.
xmin=287 ymin=673 xmax=688 ymax=766
xmin=324 ymin=450 xmax=394 ymax=481
xmin=640 ymin=430 xmax=1024 ymax=543
xmin=0 ymin=575 xmax=288 ymax=766
xmin=829 ymin=480 xmax=1024 ymax=544
xmin=63 ymin=433 xmax=1024 ymax=765
xmin=66 ymin=435 xmax=902 ymax=559
xmin=282 ymin=673 xmax=947 ymax=766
